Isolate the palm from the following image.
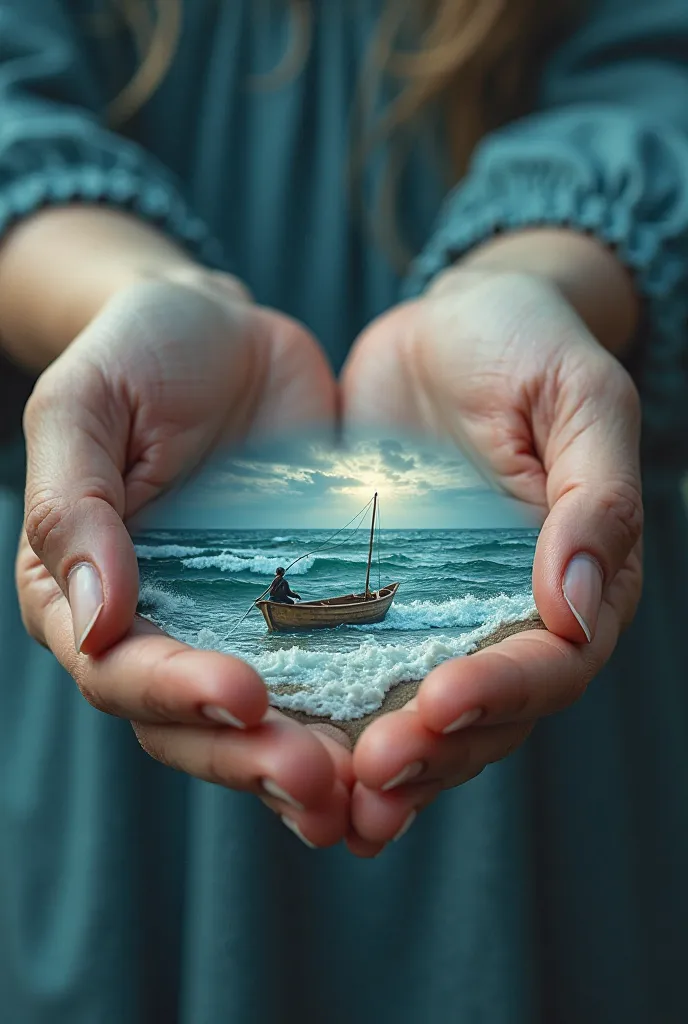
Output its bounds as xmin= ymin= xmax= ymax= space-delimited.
xmin=53 ymin=278 xmax=337 ymax=516
xmin=339 ymin=272 xmax=643 ymax=849
xmin=343 ymin=272 xmax=642 ymax=630
xmin=18 ymin=277 xmax=356 ymax=853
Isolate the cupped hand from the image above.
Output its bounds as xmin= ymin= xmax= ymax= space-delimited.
xmin=17 ymin=270 xmax=353 ymax=847
xmin=341 ymin=269 xmax=643 ymax=848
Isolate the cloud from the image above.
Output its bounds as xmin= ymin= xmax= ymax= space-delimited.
xmin=378 ymin=439 xmax=416 ymax=473
xmin=140 ymin=432 xmax=533 ymax=529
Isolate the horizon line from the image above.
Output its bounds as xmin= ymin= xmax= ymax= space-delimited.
xmin=133 ymin=524 xmax=539 ymax=533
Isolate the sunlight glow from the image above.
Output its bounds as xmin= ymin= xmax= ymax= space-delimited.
xmin=137 ymin=434 xmax=537 ymax=531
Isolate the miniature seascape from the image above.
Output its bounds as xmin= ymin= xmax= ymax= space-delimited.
xmin=132 ymin=432 xmax=542 ymax=732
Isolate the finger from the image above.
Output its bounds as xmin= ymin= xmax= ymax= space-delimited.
xmin=134 ymin=708 xmax=339 ymax=817
xmin=350 ymin=779 xmax=441 ymax=846
xmin=260 ymin=777 xmax=351 ymax=849
xmin=353 ymin=706 xmax=533 ymax=793
xmin=38 ymin=581 xmax=269 ymax=727
xmin=344 ymin=832 xmax=387 ymax=859
xmin=415 ymin=613 xmax=619 ymax=737
xmin=533 ymin=358 xmax=643 ymax=644
xmin=23 ymin=363 xmax=138 ymax=655
xmin=307 ymin=725 xmax=356 ymax=790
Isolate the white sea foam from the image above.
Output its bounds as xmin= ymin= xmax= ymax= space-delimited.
xmin=263 ymin=609 xmax=533 ymax=719
xmin=182 ymin=552 xmax=315 ymax=575
xmin=184 ymin=596 xmax=537 ymax=720
xmin=180 ymin=548 xmax=404 ymax=574
xmin=364 ymin=591 xmax=535 ymax=632
xmin=136 ymin=543 xmax=207 ymax=560
xmin=138 ymin=583 xmax=196 ymax=618
xmin=271 ymin=536 xmax=293 ymax=543
xmin=195 ymin=626 xmax=224 ymax=650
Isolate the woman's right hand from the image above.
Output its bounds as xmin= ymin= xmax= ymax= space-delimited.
xmin=16 ymin=270 xmax=354 ymax=848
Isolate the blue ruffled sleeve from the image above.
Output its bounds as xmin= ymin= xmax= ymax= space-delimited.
xmin=404 ymin=0 xmax=688 ymax=467
xmin=0 ymin=0 xmax=222 ymax=264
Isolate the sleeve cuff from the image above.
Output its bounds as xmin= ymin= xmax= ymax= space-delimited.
xmin=0 ymin=159 xmax=225 ymax=268
xmin=403 ymin=167 xmax=688 ymax=468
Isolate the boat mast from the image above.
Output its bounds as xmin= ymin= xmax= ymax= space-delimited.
xmin=364 ymin=492 xmax=378 ymax=598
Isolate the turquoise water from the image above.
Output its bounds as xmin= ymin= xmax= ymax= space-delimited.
xmin=135 ymin=526 xmax=538 ymax=719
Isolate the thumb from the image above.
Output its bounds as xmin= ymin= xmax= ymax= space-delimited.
xmin=22 ymin=364 xmax=139 ymax=655
xmin=532 ymin=370 xmax=643 ymax=644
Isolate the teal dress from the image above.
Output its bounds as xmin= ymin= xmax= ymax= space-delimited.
xmin=1 ymin=2 xmax=688 ymax=1021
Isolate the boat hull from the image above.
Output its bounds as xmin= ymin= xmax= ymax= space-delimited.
xmin=256 ymin=583 xmax=400 ymax=632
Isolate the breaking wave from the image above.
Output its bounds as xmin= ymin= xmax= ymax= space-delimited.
xmin=183 ymin=552 xmax=316 ymax=575
xmin=136 ymin=543 xmax=207 ymax=560
xmin=186 ymin=597 xmax=537 ymax=721
xmin=362 ymin=591 xmax=534 ymax=632
xmin=138 ymin=583 xmax=197 ymax=618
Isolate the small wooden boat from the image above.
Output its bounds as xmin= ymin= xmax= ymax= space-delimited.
xmin=257 ymin=582 xmax=400 ymax=632
xmin=255 ymin=493 xmax=400 ymax=632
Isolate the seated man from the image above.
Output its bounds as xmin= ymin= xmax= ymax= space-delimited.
xmin=269 ymin=567 xmax=301 ymax=605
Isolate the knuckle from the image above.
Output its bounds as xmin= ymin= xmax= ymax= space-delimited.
xmin=599 ymin=480 xmax=644 ymax=552
xmin=24 ymin=493 xmax=68 ymax=558
xmin=25 ymin=488 xmax=119 ymax=565
xmin=139 ymin=679 xmax=176 ymax=723
xmin=494 ymin=650 xmax=532 ymax=718
xmin=145 ymin=646 xmax=189 ymax=722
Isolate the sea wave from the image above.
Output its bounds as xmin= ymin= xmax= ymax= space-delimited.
xmin=180 ymin=548 xmax=421 ymax=575
xmin=452 ymin=538 xmax=536 ymax=555
xmin=138 ymin=583 xmax=197 ymax=617
xmin=136 ymin=543 xmax=207 ymax=560
xmin=361 ymin=591 xmax=534 ymax=632
xmin=188 ymin=598 xmax=537 ymax=721
xmin=182 ymin=552 xmax=316 ymax=575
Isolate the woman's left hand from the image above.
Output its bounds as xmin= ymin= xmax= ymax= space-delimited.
xmin=341 ymin=267 xmax=643 ymax=851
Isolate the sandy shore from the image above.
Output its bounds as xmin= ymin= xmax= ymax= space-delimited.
xmin=271 ymin=613 xmax=547 ymax=743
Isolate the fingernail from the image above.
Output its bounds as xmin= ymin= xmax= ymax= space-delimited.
xmin=281 ymin=816 xmax=317 ymax=849
xmin=261 ymin=779 xmax=305 ymax=811
xmin=562 ymin=553 xmax=604 ymax=643
xmin=381 ymin=760 xmax=425 ymax=791
xmin=202 ymin=705 xmax=246 ymax=729
xmin=442 ymin=708 xmax=483 ymax=735
xmin=393 ymin=810 xmax=417 ymax=842
xmin=68 ymin=563 xmax=104 ymax=653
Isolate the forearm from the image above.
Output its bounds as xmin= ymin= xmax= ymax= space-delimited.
xmin=0 ymin=206 xmax=198 ymax=371
xmin=428 ymin=228 xmax=641 ymax=358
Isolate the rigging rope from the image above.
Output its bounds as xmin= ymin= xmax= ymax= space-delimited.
xmin=224 ymin=496 xmax=375 ymax=638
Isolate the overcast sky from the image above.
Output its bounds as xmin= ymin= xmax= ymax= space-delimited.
xmin=137 ymin=433 xmax=540 ymax=530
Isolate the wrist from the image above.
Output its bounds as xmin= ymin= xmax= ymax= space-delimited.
xmin=430 ymin=228 xmax=640 ymax=358
xmin=0 ymin=206 xmax=202 ymax=371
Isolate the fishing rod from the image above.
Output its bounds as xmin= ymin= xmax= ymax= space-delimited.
xmin=224 ymin=496 xmax=375 ymax=638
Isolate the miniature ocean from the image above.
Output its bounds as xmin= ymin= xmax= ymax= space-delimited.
xmin=135 ymin=526 xmax=538 ymax=720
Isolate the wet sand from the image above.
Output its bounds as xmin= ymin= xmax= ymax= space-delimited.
xmin=272 ymin=613 xmax=547 ymax=743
